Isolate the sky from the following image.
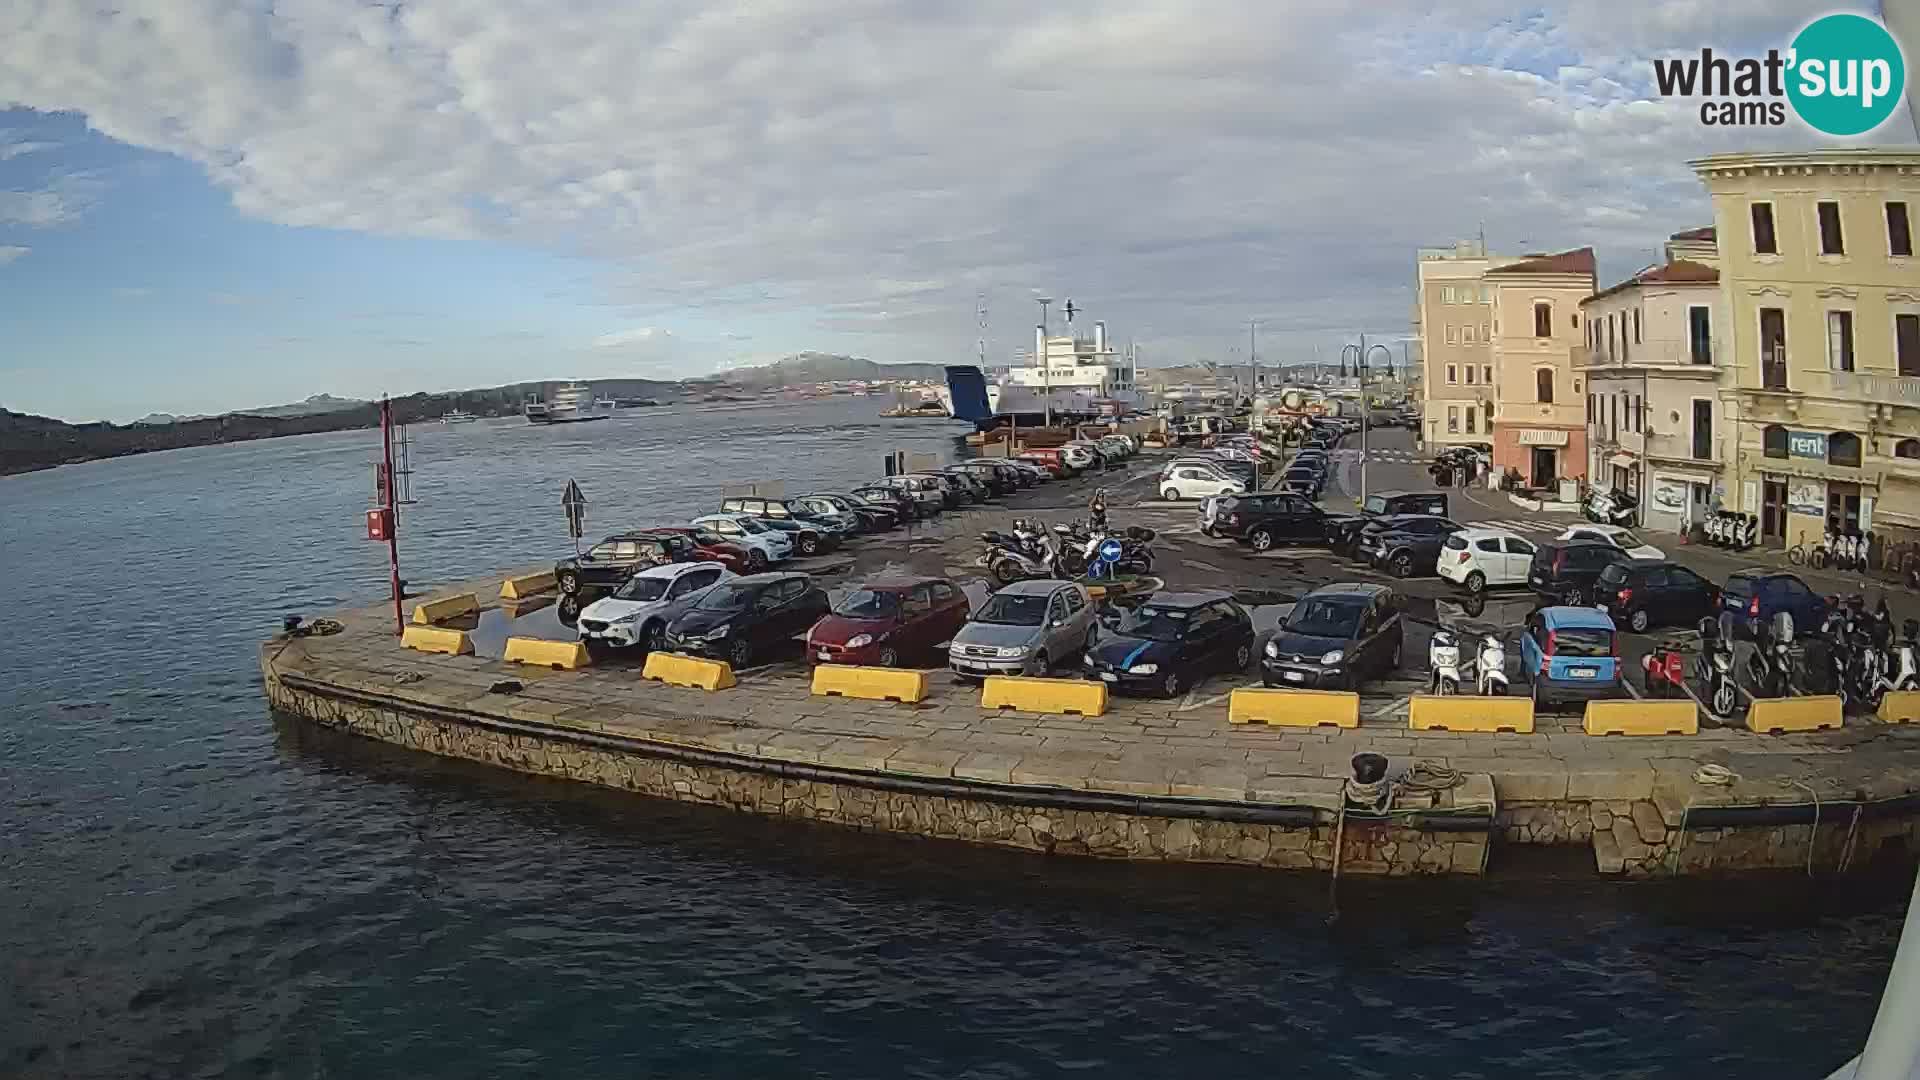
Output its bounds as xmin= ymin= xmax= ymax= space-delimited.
xmin=0 ymin=0 xmax=1914 ymax=423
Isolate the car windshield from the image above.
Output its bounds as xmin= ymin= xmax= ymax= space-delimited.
xmin=1116 ymin=605 xmax=1191 ymax=642
xmin=734 ymin=518 xmax=772 ymax=534
xmin=1283 ymin=597 xmax=1367 ymax=637
xmin=612 ymin=575 xmax=672 ymax=601
xmin=690 ymin=529 xmax=726 ymax=545
xmin=695 ymin=583 xmax=758 ymax=611
xmin=1551 ymin=627 xmax=1614 ymax=657
xmin=834 ymin=589 xmax=900 ymax=618
xmin=974 ymin=592 xmax=1051 ymax=626
xmin=1363 ymin=495 xmax=1388 ymax=514
xmin=1610 ymin=531 xmax=1647 ymax=548
xmin=1597 ymin=563 xmax=1631 ymax=585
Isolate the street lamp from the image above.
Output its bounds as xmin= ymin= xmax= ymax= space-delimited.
xmin=1036 ymin=297 xmax=1053 ymax=428
xmin=1341 ymin=338 xmax=1395 ymax=505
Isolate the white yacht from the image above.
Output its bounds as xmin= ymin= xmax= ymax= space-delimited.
xmin=524 ymin=381 xmax=614 ymax=424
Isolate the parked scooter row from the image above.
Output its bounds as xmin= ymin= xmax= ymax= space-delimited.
xmin=1700 ymin=510 xmax=1759 ymax=550
xmin=1820 ymin=595 xmax=1920 ymax=710
xmin=1426 ymin=629 xmax=1507 ymax=696
xmin=1582 ymin=488 xmax=1638 ymax=528
xmin=980 ymin=517 xmax=1156 ymax=585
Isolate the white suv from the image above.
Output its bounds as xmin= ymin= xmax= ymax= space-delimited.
xmin=1436 ymin=526 xmax=1537 ymax=594
xmin=1160 ymin=464 xmax=1245 ymax=501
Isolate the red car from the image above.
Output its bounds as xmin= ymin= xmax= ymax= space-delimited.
xmin=646 ymin=526 xmax=762 ymax=573
xmin=807 ymin=576 xmax=972 ymax=667
xmin=1016 ymin=448 xmax=1072 ymax=477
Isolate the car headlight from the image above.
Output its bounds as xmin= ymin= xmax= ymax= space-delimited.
xmin=1128 ymin=663 xmax=1159 ymax=675
xmin=1264 ymin=640 xmax=1279 ymax=657
xmin=1083 ymin=653 xmax=1095 ymax=666
xmin=705 ymin=624 xmax=731 ymax=640
xmin=1321 ymin=649 xmax=1345 ymax=665
xmin=995 ymin=645 xmax=1030 ymax=659
xmin=610 ymin=612 xmax=641 ymax=625
xmin=845 ymin=634 xmax=874 ymax=649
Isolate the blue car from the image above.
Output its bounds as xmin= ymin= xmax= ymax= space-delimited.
xmin=1519 ymin=606 xmax=1622 ymax=708
xmin=1719 ymin=569 xmax=1829 ymax=639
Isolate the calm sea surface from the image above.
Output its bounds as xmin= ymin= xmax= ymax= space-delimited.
xmin=0 ymin=398 xmax=1906 ymax=1078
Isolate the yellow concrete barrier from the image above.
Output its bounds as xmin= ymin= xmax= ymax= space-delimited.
xmin=1877 ymin=691 xmax=1920 ymax=725
xmin=1408 ymin=694 xmax=1534 ymax=734
xmin=411 ymin=592 xmax=480 ymax=625
xmin=500 ymin=570 xmax=557 ymax=600
xmin=640 ymin=651 xmax=736 ymax=691
xmin=980 ymin=675 xmax=1108 ymax=717
xmin=399 ymin=624 xmax=474 ymax=656
xmin=1228 ymin=687 xmax=1360 ymax=728
xmin=502 ymin=636 xmax=592 ymax=671
xmin=810 ymin=664 xmax=929 ymax=704
xmin=1583 ymin=698 xmax=1698 ymax=736
xmin=1747 ymin=695 xmax=1842 ymax=734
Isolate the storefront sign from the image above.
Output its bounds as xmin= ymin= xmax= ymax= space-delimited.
xmin=1788 ymin=431 xmax=1828 ymax=459
xmin=1651 ymin=478 xmax=1688 ymax=512
xmin=1516 ymin=429 xmax=1569 ymax=447
xmin=1787 ymin=479 xmax=1825 ymax=517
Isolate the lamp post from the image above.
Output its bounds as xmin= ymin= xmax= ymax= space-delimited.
xmin=1341 ymin=338 xmax=1395 ymax=505
xmin=1036 ymin=296 xmax=1053 ymax=428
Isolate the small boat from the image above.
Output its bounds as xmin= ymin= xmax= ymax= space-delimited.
xmin=440 ymin=409 xmax=478 ymax=425
xmin=525 ymin=381 xmax=615 ymax=424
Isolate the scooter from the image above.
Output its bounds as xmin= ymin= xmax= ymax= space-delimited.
xmin=1706 ymin=513 xmax=1727 ymax=547
xmin=1697 ymin=615 xmax=1739 ymax=718
xmin=1746 ymin=611 xmax=1796 ymax=699
xmin=1583 ymin=488 xmax=1638 ymax=527
xmin=1472 ymin=634 xmax=1508 ymax=696
xmin=1868 ymin=618 xmax=1920 ymax=706
xmin=981 ymin=530 xmax=1051 ymax=585
xmin=1428 ymin=629 xmax=1462 ymax=695
xmin=1642 ymin=639 xmax=1688 ymax=699
xmin=1735 ymin=513 xmax=1758 ymax=551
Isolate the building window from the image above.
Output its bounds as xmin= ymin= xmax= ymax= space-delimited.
xmin=1688 ymin=306 xmax=1713 ymax=365
xmin=1818 ymin=201 xmax=1845 ymax=255
xmin=1692 ymin=399 xmax=1713 ymax=461
xmin=1465 ymin=364 xmax=1476 ymax=384
xmin=1446 ymin=363 xmax=1458 ymax=384
xmin=1484 ymin=400 xmax=1494 ymax=427
xmin=1760 ymin=307 xmax=1788 ymax=390
xmin=1587 ymin=393 xmax=1594 ymax=424
xmin=1896 ymin=438 xmax=1920 ymax=460
xmin=1447 ymin=407 xmax=1460 ymax=433
xmin=1752 ymin=202 xmax=1778 ymax=254
xmin=1482 ymin=285 xmax=1493 ymax=304
xmin=1606 ymin=315 xmax=1616 ymax=358
xmin=1899 ymin=314 xmax=1920 ymax=378
xmin=1633 ymin=308 xmax=1642 ymax=344
xmin=1829 ymin=431 xmax=1862 ymax=468
xmin=1536 ymin=368 xmax=1555 ymax=403
xmin=1463 ymin=325 xmax=1476 ymax=344
xmin=1827 ymin=310 xmax=1855 ymax=372
xmin=1465 ymin=408 xmax=1476 ymax=434
xmin=1891 ymin=202 xmax=1914 ymax=257
xmin=1442 ymin=286 xmax=1455 ymax=304
xmin=1484 ymin=364 xmax=1492 ymax=383
xmin=1763 ymin=424 xmax=1789 ymax=459
xmin=1445 ymin=325 xmax=1456 ymax=344
xmin=1533 ymin=302 xmax=1552 ymax=338
xmin=1634 ymin=394 xmax=1644 ymax=433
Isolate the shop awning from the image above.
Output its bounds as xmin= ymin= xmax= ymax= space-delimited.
xmin=1606 ymin=452 xmax=1637 ymax=469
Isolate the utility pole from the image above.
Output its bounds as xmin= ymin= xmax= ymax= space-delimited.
xmin=1036 ymin=296 xmax=1053 ymax=429
xmin=379 ymin=396 xmax=403 ymax=634
xmin=1341 ymin=338 xmax=1394 ymax=505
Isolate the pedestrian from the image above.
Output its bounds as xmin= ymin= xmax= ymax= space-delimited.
xmin=1088 ymin=489 xmax=1109 ymax=532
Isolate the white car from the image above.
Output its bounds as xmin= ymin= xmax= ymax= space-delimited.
xmin=1436 ymin=526 xmax=1539 ymax=594
xmin=1160 ymin=464 xmax=1245 ymax=501
xmin=691 ymin=514 xmax=794 ymax=563
xmin=1059 ymin=444 xmax=1099 ymax=470
xmin=1554 ymin=524 xmax=1665 ymax=560
xmin=577 ymin=562 xmax=735 ymax=650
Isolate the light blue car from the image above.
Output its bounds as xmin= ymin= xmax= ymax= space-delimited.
xmin=1518 ymin=605 xmax=1622 ymax=708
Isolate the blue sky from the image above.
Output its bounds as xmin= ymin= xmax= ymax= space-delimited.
xmin=0 ymin=0 xmax=1910 ymax=423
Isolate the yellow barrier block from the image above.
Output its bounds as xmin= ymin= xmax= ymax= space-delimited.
xmin=1747 ymin=695 xmax=1842 ymax=734
xmin=400 ymin=624 xmax=474 ymax=656
xmin=502 ymin=636 xmax=592 ymax=671
xmin=980 ymin=675 xmax=1108 ymax=717
xmin=1583 ymin=698 xmax=1698 ymax=736
xmin=1228 ymin=687 xmax=1360 ymax=728
xmin=411 ymin=592 xmax=480 ymax=625
xmin=1408 ymin=694 xmax=1535 ymax=734
xmin=810 ymin=664 xmax=929 ymax=704
xmin=1877 ymin=691 xmax=1920 ymax=725
xmin=640 ymin=651 xmax=736 ymax=691
xmin=500 ymin=571 xmax=557 ymax=599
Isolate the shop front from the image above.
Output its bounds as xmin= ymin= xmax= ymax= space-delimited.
xmin=1495 ymin=424 xmax=1588 ymax=491
xmin=1646 ymin=468 xmax=1714 ymax=534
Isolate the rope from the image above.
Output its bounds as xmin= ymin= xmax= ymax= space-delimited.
xmin=1789 ymin=779 xmax=1822 ymax=878
xmin=1694 ymin=764 xmax=1739 ymax=785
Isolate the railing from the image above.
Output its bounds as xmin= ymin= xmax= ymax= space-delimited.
xmin=1575 ymin=337 xmax=1722 ymax=370
xmin=1825 ymin=369 xmax=1920 ymax=404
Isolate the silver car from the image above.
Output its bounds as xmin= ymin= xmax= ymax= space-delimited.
xmin=948 ymin=579 xmax=1097 ymax=678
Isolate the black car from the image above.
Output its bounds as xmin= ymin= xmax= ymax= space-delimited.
xmin=796 ymin=493 xmax=896 ymax=533
xmin=1719 ymin=569 xmax=1831 ymax=640
xmin=943 ymin=465 xmax=1010 ymax=499
xmin=1349 ymin=514 xmax=1434 ymax=562
xmin=1205 ymin=457 xmax=1257 ymax=489
xmin=1594 ymin=560 xmax=1721 ymax=633
xmin=952 ymin=461 xmax=1021 ymax=495
xmin=1363 ymin=516 xmax=1464 ymax=578
xmin=1526 ymin=541 xmax=1630 ymax=606
xmin=556 ymin=532 xmax=684 ymax=594
xmin=1279 ymin=465 xmax=1323 ymax=498
xmin=662 ymin=572 xmax=830 ymax=668
xmin=1360 ymin=490 xmax=1449 ymax=518
xmin=1261 ymin=583 xmax=1404 ymax=690
xmin=1083 ymin=591 xmax=1256 ymax=697
xmin=851 ymin=485 xmax=926 ymax=522
xmin=1206 ymin=493 xmax=1359 ymax=551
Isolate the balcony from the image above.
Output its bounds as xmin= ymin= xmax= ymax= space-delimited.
xmin=1824 ymin=370 xmax=1920 ymax=407
xmin=1575 ymin=337 xmax=1723 ymax=372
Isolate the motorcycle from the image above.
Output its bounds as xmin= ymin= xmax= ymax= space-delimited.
xmin=1746 ymin=610 xmax=1796 ymax=699
xmin=1868 ymin=618 xmax=1920 ymax=706
xmin=1428 ymin=629 xmax=1462 ymax=695
xmin=1697 ymin=615 xmax=1739 ymax=718
xmin=1583 ymin=488 xmax=1638 ymax=527
xmin=1706 ymin=512 xmax=1727 ymax=547
xmin=1468 ymin=633 xmax=1508 ymax=696
xmin=982 ymin=534 xmax=1051 ymax=585
xmin=1642 ymin=639 xmax=1689 ymax=699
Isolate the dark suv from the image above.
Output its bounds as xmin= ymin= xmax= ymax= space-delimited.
xmin=556 ymin=532 xmax=690 ymax=594
xmin=1363 ymin=516 xmax=1464 ymax=578
xmin=1526 ymin=541 xmax=1629 ymax=606
xmin=1328 ymin=490 xmax=1452 ymax=555
xmin=1261 ymin=583 xmax=1404 ymax=690
xmin=1204 ymin=493 xmax=1359 ymax=551
xmin=1720 ymin=569 xmax=1830 ymax=639
xmin=1595 ymin=560 xmax=1720 ymax=633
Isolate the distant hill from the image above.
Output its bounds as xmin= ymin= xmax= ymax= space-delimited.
xmin=699 ymin=353 xmax=946 ymax=388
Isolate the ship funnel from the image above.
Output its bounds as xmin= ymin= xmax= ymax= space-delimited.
xmin=1035 ymin=324 xmax=1046 ymax=366
xmin=1094 ymin=321 xmax=1106 ymax=354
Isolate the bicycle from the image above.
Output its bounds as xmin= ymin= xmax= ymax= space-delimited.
xmin=1787 ymin=531 xmax=1810 ymax=567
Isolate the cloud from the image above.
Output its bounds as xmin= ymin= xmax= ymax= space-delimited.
xmin=0 ymin=244 xmax=28 ymax=264
xmin=0 ymin=0 xmax=1901 ymax=368
xmin=0 ymin=129 xmax=56 ymax=159
xmin=592 ymin=326 xmax=668 ymax=349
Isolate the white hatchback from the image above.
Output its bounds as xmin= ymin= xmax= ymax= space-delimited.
xmin=1436 ymin=527 xmax=1538 ymax=594
xmin=1554 ymin=524 xmax=1665 ymax=560
xmin=1160 ymin=464 xmax=1245 ymax=501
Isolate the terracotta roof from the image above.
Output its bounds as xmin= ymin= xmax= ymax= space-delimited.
xmin=1486 ymin=246 xmax=1596 ymax=277
xmin=1669 ymin=225 xmax=1716 ymax=242
xmin=1582 ymin=259 xmax=1719 ymax=303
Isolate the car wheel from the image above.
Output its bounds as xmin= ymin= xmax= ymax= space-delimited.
xmin=1162 ymin=670 xmax=1188 ymax=697
xmin=1233 ymin=642 xmax=1252 ymax=671
xmin=799 ymin=535 xmax=820 ymax=556
xmin=558 ymin=570 xmax=580 ymax=595
xmin=1389 ymin=639 xmax=1402 ymax=670
xmin=1464 ymin=571 xmax=1485 ymax=595
xmin=992 ymin=558 xmax=1024 ymax=586
xmin=747 ymin=549 xmax=769 ymax=572
xmin=643 ymin=621 xmax=666 ymax=653
xmin=728 ymin=638 xmax=753 ymax=669
xmin=1249 ymin=528 xmax=1275 ymax=552
xmin=1564 ymin=586 xmax=1585 ymax=607
xmin=1392 ymin=551 xmax=1414 ymax=578
xmin=1025 ymin=651 xmax=1050 ymax=676
xmin=1629 ymin=608 xmax=1651 ymax=633
xmin=1162 ymin=487 xmax=1180 ymax=501
xmin=877 ymin=646 xmax=900 ymax=668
